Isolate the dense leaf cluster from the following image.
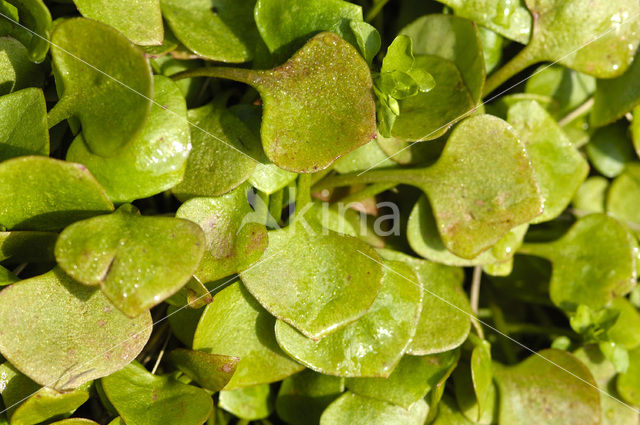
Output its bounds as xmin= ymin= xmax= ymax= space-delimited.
xmin=1 ymin=0 xmax=640 ymax=424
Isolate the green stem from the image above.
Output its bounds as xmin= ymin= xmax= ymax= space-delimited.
xmin=47 ymin=97 xmax=74 ymax=129
xmin=269 ymin=189 xmax=284 ymax=225
xmin=365 ymin=0 xmax=390 ymax=22
xmin=172 ymin=67 xmax=258 ymax=86
xmin=335 ymin=183 xmax=396 ymax=206
xmin=483 ymin=46 xmax=537 ymax=98
xmin=558 ymin=97 xmax=594 ymax=127
xmin=313 ymin=168 xmax=429 ymax=191
xmin=517 ymin=242 xmax=555 ymax=259
xmin=296 ymin=174 xmax=312 ymax=210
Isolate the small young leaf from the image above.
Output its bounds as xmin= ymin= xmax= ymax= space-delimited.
xmin=168 ymin=348 xmax=238 ymax=393
xmin=54 ymin=204 xmax=205 ymax=317
xmin=0 ymin=268 xmax=152 ymax=390
xmin=0 ymin=87 xmax=48 ymax=161
xmin=573 ymin=176 xmax=609 ymax=215
xmin=586 ymin=123 xmax=635 ymax=178
xmin=349 ymin=20 xmax=380 ymax=64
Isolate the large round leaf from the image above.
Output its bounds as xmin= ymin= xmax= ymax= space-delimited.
xmin=54 ymin=204 xmax=205 ymax=317
xmin=73 ymin=0 xmax=163 ymax=45
xmin=275 ymin=261 xmax=422 ymax=377
xmin=518 ymin=213 xmax=637 ymax=310
xmin=0 ymin=156 xmax=114 ymax=231
xmin=176 ymin=184 xmax=268 ymax=283
xmin=0 ymin=87 xmax=48 ymax=161
xmin=66 ymin=76 xmax=190 ymax=203
xmin=175 ymin=32 xmax=376 ymax=173
xmin=192 ymin=282 xmax=304 ymax=390
xmin=493 ymin=349 xmax=600 ymax=425
xmin=241 ymin=217 xmax=384 ymax=340
xmin=0 ymin=268 xmax=152 ymax=390
xmin=161 ymin=0 xmax=259 ymax=62
xmin=48 ymin=18 xmax=152 ymax=157
xmin=101 ymin=361 xmax=213 ymax=425
xmin=319 ymin=392 xmax=429 ymax=425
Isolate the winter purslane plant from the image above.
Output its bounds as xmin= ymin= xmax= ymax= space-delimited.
xmin=1 ymin=0 xmax=640 ymax=424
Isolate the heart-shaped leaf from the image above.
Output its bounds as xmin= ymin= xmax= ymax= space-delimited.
xmin=255 ymin=0 xmax=362 ymax=61
xmin=0 ymin=156 xmax=113 ymax=231
xmin=241 ymin=216 xmax=384 ymax=340
xmin=175 ymin=32 xmax=376 ymax=173
xmin=585 ymin=123 xmax=634 ymax=178
xmin=316 ymin=114 xmax=543 ymax=259
xmin=319 ymin=392 xmax=429 ymax=425
xmin=377 ymin=249 xmax=471 ymax=354
xmin=485 ymin=0 xmax=640 ymax=94
xmin=219 ymin=384 xmax=274 ymax=420
xmin=575 ymin=345 xmax=639 ymax=425
xmin=0 ymin=87 xmax=48 ymax=161
xmin=192 ymin=282 xmax=304 ymax=390
xmin=168 ymin=348 xmax=238 ymax=393
xmin=493 ymin=349 xmax=600 ymax=425
xmin=507 ymin=100 xmax=589 ymax=223
xmin=407 ymin=196 xmax=528 ymax=272
xmin=518 ymin=213 xmax=637 ymax=310
xmin=101 ymin=361 xmax=213 ymax=425
xmin=275 ymin=260 xmax=422 ymax=377
xmin=48 ymin=18 xmax=152 ymax=157
xmin=435 ymin=0 xmax=532 ymax=43
xmin=161 ymin=0 xmax=259 ymax=62
xmin=0 ymin=268 xmax=152 ymax=390
xmin=276 ymin=370 xmax=344 ymax=425
xmin=346 ymin=350 xmax=459 ymax=408
xmin=176 ymin=184 xmax=268 ymax=283
xmin=0 ymin=362 xmax=89 ymax=425
xmin=171 ymin=101 xmax=258 ymax=200
xmin=0 ymin=0 xmax=52 ymax=63
xmin=66 ymin=76 xmax=189 ymax=203
xmin=0 ymin=37 xmax=44 ymax=95
xmin=54 ymin=204 xmax=205 ymax=317
xmin=73 ymin=0 xmax=163 ymax=45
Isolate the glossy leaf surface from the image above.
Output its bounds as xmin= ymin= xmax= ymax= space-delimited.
xmin=219 ymin=384 xmax=273 ymax=420
xmin=319 ymin=392 xmax=429 ymax=425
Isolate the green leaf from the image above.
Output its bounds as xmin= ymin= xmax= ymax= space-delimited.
xmin=575 ymin=345 xmax=639 ymax=425
xmin=51 ymin=420 xmax=99 ymax=425
xmin=494 ymin=349 xmax=600 ymax=425
xmin=219 ymin=384 xmax=274 ymax=420
xmin=0 ymin=265 xmax=17 ymax=285
xmin=431 ymin=395 xmax=475 ymax=425
xmin=175 ymin=32 xmax=376 ymax=173
xmin=66 ymin=76 xmax=189 ymax=203
xmin=0 ymin=156 xmax=114 ymax=231
xmin=167 ymin=304 xmax=202 ymax=347
xmin=171 ymin=101 xmax=258 ymax=200
xmin=608 ymin=164 xmax=640 ymax=234
xmin=519 ymin=214 xmax=638 ymax=310
xmin=255 ymin=0 xmax=362 ymax=60
xmin=573 ymin=176 xmax=608 ymax=215
xmin=349 ymin=20 xmax=380 ymax=64
xmin=507 ymin=100 xmax=589 ymax=222
xmin=54 ymin=204 xmax=205 ymax=317
xmin=275 ymin=370 xmax=344 ymax=425
xmin=401 ymin=14 xmax=485 ymax=102
xmin=73 ymin=0 xmax=163 ymax=45
xmin=275 ymin=260 xmax=422 ymax=377
xmin=407 ymin=195 xmax=528 ymax=271
xmin=192 ymin=282 xmax=304 ymax=389
xmin=0 ymin=231 xmax=56 ymax=263
xmin=617 ymin=345 xmax=640 ymax=406
xmin=346 ymin=351 xmax=459 ymax=408
xmin=319 ymin=392 xmax=429 ymax=425
xmin=471 ymin=341 xmax=494 ymax=421
xmin=586 ymin=123 xmax=635 ymax=178
xmin=333 ymin=140 xmax=395 ymax=174
xmin=478 ymin=26 xmax=504 ymax=74
xmin=0 ymin=362 xmax=89 ymax=425
xmin=0 ymin=268 xmax=152 ymax=390
xmin=381 ymin=35 xmax=415 ymax=74
xmin=101 ymin=361 xmax=213 ymax=425
xmin=436 ymin=0 xmax=532 ymax=43
xmin=160 ymin=0 xmax=259 ymax=62
xmin=608 ymin=298 xmax=640 ymax=350
xmin=0 ymin=0 xmax=52 ymax=62
xmin=377 ymin=249 xmax=471 ymax=354
xmin=176 ymin=185 xmax=268 ymax=284
xmin=48 ymin=18 xmax=152 ymax=157
xmin=318 ymin=114 xmax=543 ymax=259
xmin=0 ymin=36 xmax=44 ymax=95
xmin=0 ymin=87 xmax=48 ymax=161
xmin=168 ymin=348 xmax=238 ymax=393
xmin=241 ymin=216 xmax=384 ymax=340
